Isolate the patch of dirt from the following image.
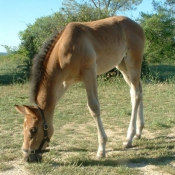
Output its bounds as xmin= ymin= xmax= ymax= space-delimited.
xmin=142 ymin=129 xmax=156 ymax=139
xmin=167 ymin=128 xmax=175 ymax=140
xmin=128 ymin=163 xmax=172 ymax=175
xmin=0 ymin=161 xmax=30 ymax=175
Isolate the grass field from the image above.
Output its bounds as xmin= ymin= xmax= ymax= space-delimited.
xmin=0 ymin=55 xmax=27 ymax=85
xmin=0 ymin=77 xmax=175 ymax=174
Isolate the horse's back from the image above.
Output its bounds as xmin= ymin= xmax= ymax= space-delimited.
xmin=56 ymin=16 xmax=144 ymax=78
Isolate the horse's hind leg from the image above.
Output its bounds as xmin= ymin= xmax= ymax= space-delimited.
xmin=129 ymin=81 xmax=144 ymax=143
xmin=117 ymin=58 xmax=144 ymax=148
xmin=82 ymin=66 xmax=107 ymax=158
xmin=135 ymin=82 xmax=144 ymax=140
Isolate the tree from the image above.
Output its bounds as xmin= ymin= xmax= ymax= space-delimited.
xmin=152 ymin=0 xmax=175 ymax=17
xmin=138 ymin=1 xmax=175 ymax=63
xmin=17 ymin=12 xmax=67 ymax=76
xmin=19 ymin=12 xmax=65 ymax=60
xmin=63 ymin=0 xmax=143 ymax=16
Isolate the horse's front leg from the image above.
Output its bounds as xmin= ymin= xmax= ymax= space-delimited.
xmin=90 ymin=105 xmax=107 ymax=158
xmin=82 ymin=67 xmax=107 ymax=158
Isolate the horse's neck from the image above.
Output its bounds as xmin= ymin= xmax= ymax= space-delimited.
xmin=36 ymin=89 xmax=54 ymax=110
xmin=36 ymin=61 xmax=60 ymax=114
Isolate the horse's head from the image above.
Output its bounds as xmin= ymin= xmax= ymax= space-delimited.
xmin=15 ymin=105 xmax=52 ymax=162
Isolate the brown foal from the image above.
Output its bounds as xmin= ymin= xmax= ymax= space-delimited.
xmin=15 ymin=16 xmax=145 ymax=162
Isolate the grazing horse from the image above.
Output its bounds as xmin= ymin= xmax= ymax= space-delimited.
xmin=15 ymin=16 xmax=145 ymax=162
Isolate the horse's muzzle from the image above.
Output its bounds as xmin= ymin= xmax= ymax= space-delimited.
xmin=23 ymin=153 xmax=42 ymax=163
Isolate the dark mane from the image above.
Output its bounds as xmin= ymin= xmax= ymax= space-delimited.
xmin=30 ymin=29 xmax=64 ymax=104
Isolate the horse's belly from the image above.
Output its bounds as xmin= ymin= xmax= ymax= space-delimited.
xmin=96 ymin=54 xmax=124 ymax=75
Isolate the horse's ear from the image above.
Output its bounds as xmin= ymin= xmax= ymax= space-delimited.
xmin=15 ymin=105 xmax=26 ymax=114
xmin=15 ymin=105 xmax=38 ymax=116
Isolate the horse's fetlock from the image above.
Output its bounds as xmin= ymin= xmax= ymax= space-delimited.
xmin=97 ymin=146 xmax=106 ymax=158
xmin=123 ymin=140 xmax=132 ymax=149
xmin=134 ymin=134 xmax=141 ymax=140
xmin=140 ymin=123 xmax=144 ymax=130
xmin=97 ymin=151 xmax=106 ymax=158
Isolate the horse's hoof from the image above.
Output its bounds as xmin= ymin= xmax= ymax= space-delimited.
xmin=123 ymin=141 xmax=132 ymax=149
xmin=134 ymin=134 xmax=141 ymax=140
xmin=97 ymin=152 xmax=105 ymax=159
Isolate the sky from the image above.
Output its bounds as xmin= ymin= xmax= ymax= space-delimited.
xmin=0 ymin=0 xmax=155 ymax=52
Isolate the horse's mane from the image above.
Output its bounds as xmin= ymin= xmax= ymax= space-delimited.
xmin=30 ymin=29 xmax=64 ymax=104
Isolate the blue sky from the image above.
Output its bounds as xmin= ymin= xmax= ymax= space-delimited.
xmin=0 ymin=0 xmax=155 ymax=52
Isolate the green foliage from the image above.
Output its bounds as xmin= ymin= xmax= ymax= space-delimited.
xmin=138 ymin=1 xmax=175 ymax=64
xmin=0 ymin=54 xmax=28 ymax=84
xmin=17 ymin=12 xmax=67 ymax=75
xmin=62 ymin=3 xmax=110 ymax=22
xmin=63 ymin=0 xmax=143 ymax=16
xmin=0 ymin=45 xmax=29 ymax=83
xmin=19 ymin=12 xmax=65 ymax=60
xmin=1 ymin=45 xmax=27 ymax=63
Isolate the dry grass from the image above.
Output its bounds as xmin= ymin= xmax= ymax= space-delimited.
xmin=0 ymin=79 xmax=175 ymax=175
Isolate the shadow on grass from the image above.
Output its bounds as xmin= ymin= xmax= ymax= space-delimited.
xmin=57 ymin=148 xmax=88 ymax=153
xmin=149 ymin=65 xmax=175 ymax=81
xmin=49 ymin=154 xmax=175 ymax=168
xmin=0 ymin=72 xmax=27 ymax=85
xmin=49 ymin=136 xmax=175 ymax=168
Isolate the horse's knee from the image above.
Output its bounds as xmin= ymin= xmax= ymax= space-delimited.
xmin=130 ymin=87 xmax=142 ymax=106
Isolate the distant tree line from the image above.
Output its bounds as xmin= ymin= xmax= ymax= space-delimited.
xmin=2 ymin=0 xmax=175 ymax=79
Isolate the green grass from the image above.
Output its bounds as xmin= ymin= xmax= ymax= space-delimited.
xmin=0 ymin=79 xmax=175 ymax=175
xmin=146 ymin=64 xmax=175 ymax=83
xmin=0 ymin=55 xmax=27 ymax=84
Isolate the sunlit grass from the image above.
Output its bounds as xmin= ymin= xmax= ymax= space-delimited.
xmin=0 ymin=80 xmax=175 ymax=174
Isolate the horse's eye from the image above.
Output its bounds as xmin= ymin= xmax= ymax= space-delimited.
xmin=30 ymin=127 xmax=37 ymax=134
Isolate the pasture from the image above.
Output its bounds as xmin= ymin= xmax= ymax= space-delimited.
xmin=0 ymin=76 xmax=175 ymax=174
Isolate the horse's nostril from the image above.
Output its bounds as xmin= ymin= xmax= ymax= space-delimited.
xmin=23 ymin=157 xmax=27 ymax=162
xmin=26 ymin=156 xmax=32 ymax=162
xmin=25 ymin=154 xmax=42 ymax=163
xmin=36 ymin=155 xmax=42 ymax=162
